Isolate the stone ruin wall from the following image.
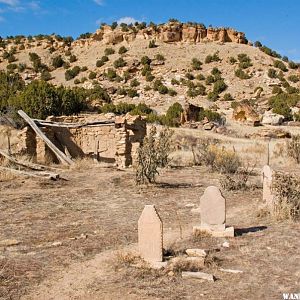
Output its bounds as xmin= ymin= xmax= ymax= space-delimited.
xmin=17 ymin=114 xmax=147 ymax=167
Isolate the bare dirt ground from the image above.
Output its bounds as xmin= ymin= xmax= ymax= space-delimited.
xmin=1 ymin=164 xmax=299 ymax=300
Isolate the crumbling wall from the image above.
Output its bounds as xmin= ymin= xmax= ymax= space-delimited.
xmin=17 ymin=114 xmax=146 ymax=167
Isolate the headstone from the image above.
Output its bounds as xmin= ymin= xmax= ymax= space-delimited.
xmin=262 ymin=165 xmax=274 ymax=207
xmin=138 ymin=205 xmax=163 ymax=262
xmin=200 ymin=186 xmax=225 ymax=231
xmin=193 ymin=186 xmax=234 ymax=237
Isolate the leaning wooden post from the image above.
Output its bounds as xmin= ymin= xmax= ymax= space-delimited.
xmin=17 ymin=110 xmax=73 ymax=165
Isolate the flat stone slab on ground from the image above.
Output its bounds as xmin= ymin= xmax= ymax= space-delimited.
xmin=220 ymin=268 xmax=244 ymax=274
xmin=193 ymin=226 xmax=235 ymax=237
xmin=186 ymin=248 xmax=208 ymax=257
xmin=182 ymin=271 xmax=215 ymax=281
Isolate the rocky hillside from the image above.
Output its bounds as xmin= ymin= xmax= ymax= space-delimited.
xmin=0 ymin=21 xmax=299 ymax=119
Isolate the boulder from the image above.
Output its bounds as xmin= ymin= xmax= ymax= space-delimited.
xmin=261 ymin=111 xmax=284 ymax=125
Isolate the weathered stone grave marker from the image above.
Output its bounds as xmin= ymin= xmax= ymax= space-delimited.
xmin=262 ymin=165 xmax=274 ymax=208
xmin=138 ymin=205 xmax=163 ymax=262
xmin=193 ymin=186 xmax=234 ymax=237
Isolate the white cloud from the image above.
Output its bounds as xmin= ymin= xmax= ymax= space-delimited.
xmin=93 ymin=0 xmax=104 ymax=5
xmin=117 ymin=16 xmax=138 ymax=25
xmin=28 ymin=1 xmax=40 ymax=10
xmin=0 ymin=0 xmax=19 ymax=6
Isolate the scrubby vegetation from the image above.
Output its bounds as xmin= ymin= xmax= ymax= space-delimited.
xmin=136 ymin=126 xmax=173 ymax=184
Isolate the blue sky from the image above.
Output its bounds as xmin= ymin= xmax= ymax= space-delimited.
xmin=0 ymin=0 xmax=299 ymax=61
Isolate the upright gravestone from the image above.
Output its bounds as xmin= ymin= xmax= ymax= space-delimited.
xmin=193 ymin=186 xmax=234 ymax=237
xmin=262 ymin=165 xmax=274 ymax=207
xmin=138 ymin=205 xmax=163 ymax=262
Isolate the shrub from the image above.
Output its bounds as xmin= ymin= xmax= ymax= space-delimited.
xmin=145 ymin=72 xmax=155 ymax=82
xmin=223 ymin=93 xmax=233 ymax=101
xmin=148 ymin=40 xmax=157 ymax=48
xmin=52 ymin=55 xmax=64 ymax=68
xmin=228 ymin=57 xmax=237 ymax=64
xmin=185 ymin=73 xmax=195 ymax=80
xmin=286 ymin=86 xmax=299 ymax=94
xmin=237 ymin=53 xmax=252 ymax=69
xmin=205 ymin=52 xmax=220 ymax=63
xmin=259 ymin=45 xmax=281 ymax=58
xmin=141 ymin=56 xmax=151 ymax=65
xmin=96 ymin=60 xmax=105 ymax=67
xmin=136 ymin=126 xmax=173 ymax=184
xmin=8 ymin=80 xmax=87 ymax=119
xmin=74 ymin=78 xmax=80 ymax=85
xmin=104 ymin=47 xmax=115 ymax=56
xmin=127 ymin=88 xmax=138 ymax=98
xmin=88 ymin=71 xmax=97 ymax=80
xmin=130 ymin=78 xmax=140 ymax=87
xmin=198 ymin=109 xmax=221 ymax=122
xmin=272 ymin=86 xmax=283 ymax=94
xmin=254 ymin=41 xmax=262 ymax=47
xmin=268 ymin=93 xmax=300 ymax=120
xmin=130 ymin=102 xmax=153 ymax=115
xmin=207 ymin=91 xmax=219 ymax=101
xmin=6 ymin=63 xmax=18 ymax=71
xmin=168 ymin=88 xmax=177 ymax=96
xmin=41 ymin=70 xmax=52 ymax=81
xmin=114 ymin=57 xmax=126 ymax=68
xmin=191 ymin=58 xmax=202 ymax=70
xmin=196 ymin=74 xmax=205 ymax=81
xmin=65 ymin=66 xmax=81 ymax=80
xmin=205 ymin=75 xmax=216 ymax=85
xmin=18 ymin=63 xmax=27 ymax=72
xmin=171 ymin=78 xmax=180 ymax=85
xmin=118 ymin=46 xmax=128 ymax=54
xmin=65 ymin=50 xmax=71 ymax=56
xmin=155 ymin=53 xmax=165 ymax=61
xmin=187 ymin=85 xmax=206 ymax=98
xmin=213 ymin=79 xmax=227 ymax=94
xmin=287 ymin=135 xmax=300 ymax=163
xmin=271 ymin=172 xmax=300 ymax=220
xmin=274 ymin=60 xmax=287 ymax=72
xmin=288 ymin=75 xmax=299 ymax=83
xmin=101 ymin=55 xmax=109 ymax=62
xmin=163 ymin=102 xmax=183 ymax=127
xmin=158 ymin=85 xmax=168 ymax=95
xmin=211 ymin=67 xmax=221 ymax=76
xmin=69 ymin=54 xmax=77 ymax=63
xmin=268 ymin=68 xmax=277 ymax=78
xmin=282 ymin=56 xmax=289 ymax=62
xmin=235 ymin=68 xmax=251 ymax=79
xmin=288 ymin=61 xmax=299 ymax=69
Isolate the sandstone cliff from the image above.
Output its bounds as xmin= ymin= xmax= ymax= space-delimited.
xmin=90 ymin=22 xmax=247 ymax=46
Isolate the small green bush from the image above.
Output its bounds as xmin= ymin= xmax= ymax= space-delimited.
xmin=171 ymin=78 xmax=180 ymax=85
xmin=41 ymin=70 xmax=52 ymax=81
xmin=228 ymin=57 xmax=237 ymax=64
xmin=268 ymin=68 xmax=277 ymax=78
xmin=69 ymin=54 xmax=77 ymax=63
xmin=52 ymin=55 xmax=64 ymax=68
xmin=88 ymin=71 xmax=97 ymax=79
xmin=185 ymin=73 xmax=195 ymax=80
xmin=130 ymin=78 xmax=140 ymax=87
xmin=205 ymin=52 xmax=220 ymax=63
xmin=148 ymin=40 xmax=156 ymax=48
xmin=196 ymin=74 xmax=205 ymax=81
xmin=289 ymin=61 xmax=299 ymax=69
xmin=118 ymin=46 xmax=128 ymax=55
xmin=223 ymin=93 xmax=233 ymax=101
xmin=155 ymin=53 xmax=165 ymax=61
xmin=191 ymin=58 xmax=202 ymax=70
xmin=104 ymin=47 xmax=115 ymax=56
xmin=141 ymin=56 xmax=151 ymax=65
xmin=288 ymin=75 xmax=299 ymax=83
xmin=235 ymin=68 xmax=251 ymax=79
xmin=114 ymin=57 xmax=126 ymax=68
xmin=274 ymin=60 xmax=288 ymax=72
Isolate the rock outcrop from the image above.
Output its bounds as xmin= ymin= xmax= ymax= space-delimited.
xmin=90 ymin=22 xmax=247 ymax=46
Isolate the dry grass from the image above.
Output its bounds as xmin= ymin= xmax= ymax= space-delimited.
xmin=70 ymin=157 xmax=97 ymax=171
